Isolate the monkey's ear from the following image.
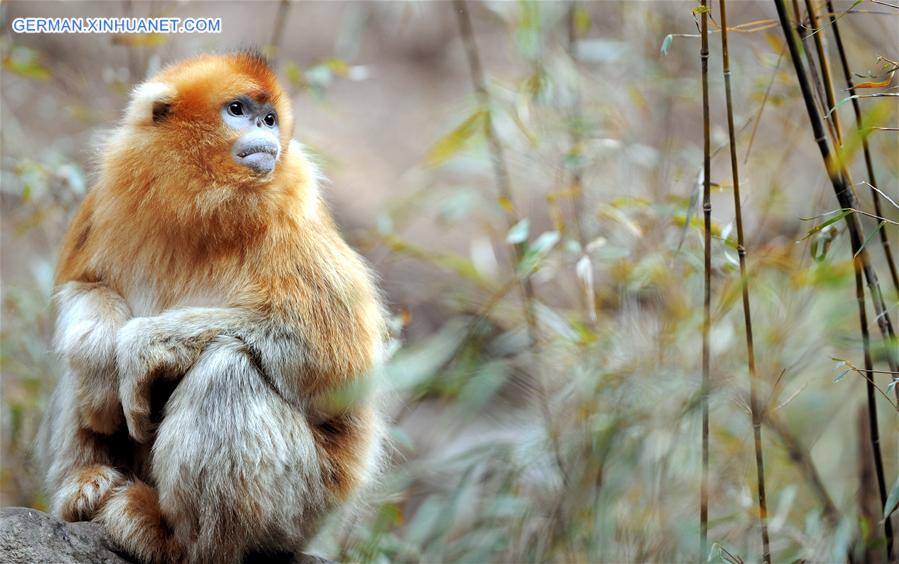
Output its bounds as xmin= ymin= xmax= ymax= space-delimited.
xmin=126 ymin=82 xmax=176 ymax=126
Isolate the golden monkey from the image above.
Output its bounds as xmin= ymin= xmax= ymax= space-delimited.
xmin=37 ymin=51 xmax=387 ymax=563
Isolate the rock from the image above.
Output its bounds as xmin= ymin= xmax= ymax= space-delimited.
xmin=0 ymin=507 xmax=334 ymax=564
xmin=0 ymin=507 xmax=128 ymax=563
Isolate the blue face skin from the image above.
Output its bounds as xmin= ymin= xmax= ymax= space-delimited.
xmin=222 ymin=97 xmax=281 ymax=175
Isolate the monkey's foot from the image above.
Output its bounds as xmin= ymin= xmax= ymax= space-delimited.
xmin=56 ymin=464 xmax=126 ymax=522
xmin=97 ymin=480 xmax=181 ymax=564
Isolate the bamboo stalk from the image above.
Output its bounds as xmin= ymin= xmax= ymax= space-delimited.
xmin=807 ymin=1 xmax=894 ymax=558
xmin=269 ymin=0 xmax=291 ymax=65
xmin=718 ymin=2 xmax=770 ymax=561
xmin=451 ymin=0 xmax=569 ymax=487
xmin=804 ymin=0 xmax=843 ymax=143
xmin=825 ymin=0 xmax=899 ymax=291
xmin=791 ymin=0 xmax=831 ymax=139
xmin=699 ymin=0 xmax=711 ymax=558
xmin=777 ymin=2 xmax=899 ymax=558
xmin=855 ymin=256 xmax=893 ymax=559
xmin=774 ymin=0 xmax=899 ymax=403
xmin=566 ymin=2 xmax=587 ymax=249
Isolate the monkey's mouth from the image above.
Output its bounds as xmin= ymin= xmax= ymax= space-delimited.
xmin=236 ymin=145 xmax=278 ymax=159
xmin=233 ymin=142 xmax=280 ymax=175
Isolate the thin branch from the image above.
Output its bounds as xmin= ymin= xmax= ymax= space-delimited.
xmin=451 ymin=0 xmax=569 ymax=489
xmin=268 ymin=0 xmax=291 ymax=65
xmin=565 ymin=1 xmax=597 ymax=328
xmin=699 ymin=0 xmax=712 ymax=558
xmin=860 ymin=181 xmax=899 ymax=212
xmin=824 ymin=92 xmax=899 ymax=119
xmin=838 ymin=359 xmax=899 ymax=410
xmin=720 ymin=2 xmax=770 ymax=561
xmin=763 ymin=414 xmax=840 ymax=526
xmin=565 ymin=2 xmax=587 ymax=249
xmin=744 ymin=52 xmax=783 ymax=165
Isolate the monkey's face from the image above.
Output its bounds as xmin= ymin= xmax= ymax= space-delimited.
xmin=120 ymin=52 xmax=294 ymax=190
xmin=222 ymin=97 xmax=281 ymax=175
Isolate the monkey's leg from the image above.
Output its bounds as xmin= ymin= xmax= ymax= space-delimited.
xmin=104 ymin=336 xmax=320 ymax=564
xmin=39 ymin=373 xmax=129 ymax=521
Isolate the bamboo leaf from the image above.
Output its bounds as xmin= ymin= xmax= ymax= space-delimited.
xmin=830 ymin=101 xmax=892 ymax=174
xmin=599 ymin=204 xmax=642 ymax=237
xmin=885 ymin=474 xmax=899 ymax=519
xmin=574 ymin=6 xmax=591 ymax=36
xmin=506 ymin=219 xmax=530 ymax=245
xmin=3 ymin=46 xmax=51 ymax=80
xmin=111 ymin=33 xmax=167 ymax=47
xmin=799 ymin=209 xmax=852 ymax=241
xmin=855 ymin=65 xmax=895 ymax=89
xmin=426 ymin=109 xmax=487 ymax=167
xmin=855 ymin=76 xmax=893 ymax=89
xmin=677 ymin=167 xmax=703 ymax=252
xmin=378 ymin=233 xmax=496 ymax=289
xmin=765 ymin=31 xmax=785 ymax=54
xmin=530 ymin=230 xmax=560 ymax=255
xmin=660 ymin=34 xmax=674 ymax=56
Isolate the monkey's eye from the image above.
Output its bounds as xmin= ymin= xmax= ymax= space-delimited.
xmin=263 ymin=113 xmax=277 ymax=127
xmin=227 ymin=101 xmax=245 ymax=116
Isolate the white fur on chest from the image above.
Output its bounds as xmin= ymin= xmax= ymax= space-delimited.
xmin=124 ymin=282 xmax=227 ymax=317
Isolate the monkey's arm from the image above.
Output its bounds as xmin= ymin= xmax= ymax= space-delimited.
xmin=54 ymin=281 xmax=131 ymax=434
xmin=116 ymin=307 xmax=264 ymax=442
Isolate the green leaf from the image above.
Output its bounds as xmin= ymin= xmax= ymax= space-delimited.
xmin=284 ymin=62 xmax=303 ymax=85
xmin=692 ymin=5 xmax=710 ymax=15
xmin=530 ymin=230 xmax=560 ymax=255
xmin=506 ymin=218 xmax=530 ymax=245
xmin=4 ymin=46 xmax=51 ymax=80
xmin=574 ymin=7 xmax=591 ymax=36
xmin=660 ymin=34 xmax=674 ymax=56
xmin=324 ymin=57 xmax=349 ymax=76
xmin=799 ymin=209 xmax=852 ymax=241
xmin=830 ymin=101 xmax=892 ymax=174
xmin=885 ymin=474 xmax=899 ymax=518
xmin=379 ymin=233 xmax=496 ymax=289
xmin=425 ymin=109 xmax=487 ymax=167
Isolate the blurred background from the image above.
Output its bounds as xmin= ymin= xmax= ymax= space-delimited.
xmin=1 ymin=1 xmax=897 ymax=562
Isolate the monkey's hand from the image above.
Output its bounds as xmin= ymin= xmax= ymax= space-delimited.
xmin=116 ymin=307 xmax=251 ymax=443
xmin=55 ymin=281 xmax=132 ymax=434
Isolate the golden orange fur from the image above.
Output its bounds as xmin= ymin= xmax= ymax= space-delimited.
xmin=39 ymin=51 xmax=387 ymax=563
